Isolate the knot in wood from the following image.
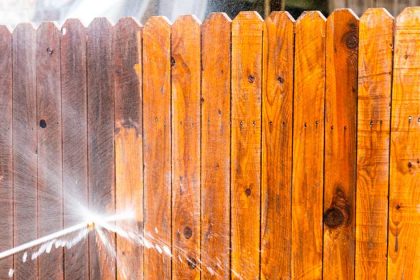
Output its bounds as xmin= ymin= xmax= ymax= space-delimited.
xmin=323 ymin=207 xmax=344 ymax=228
xmin=187 ymin=257 xmax=197 ymax=269
xmin=343 ymin=31 xmax=358 ymax=50
xmin=183 ymin=226 xmax=192 ymax=239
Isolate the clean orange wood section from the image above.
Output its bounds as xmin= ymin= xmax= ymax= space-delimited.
xmin=356 ymin=8 xmax=393 ymax=279
xmin=292 ymin=11 xmax=326 ymax=280
xmin=113 ymin=17 xmax=143 ymax=280
xmin=61 ymin=18 xmax=89 ymax=280
xmin=261 ymin=11 xmax=294 ymax=280
xmin=201 ymin=13 xmax=231 ymax=279
xmin=324 ymin=9 xmax=358 ymax=280
xmin=143 ymin=16 xmax=172 ymax=280
xmin=36 ymin=22 xmax=63 ymax=280
xmin=389 ymin=6 xmax=420 ymax=279
xmin=231 ymin=11 xmax=263 ymax=280
xmin=0 ymin=25 xmax=12 ymax=278
xmin=171 ymin=15 xmax=201 ymax=280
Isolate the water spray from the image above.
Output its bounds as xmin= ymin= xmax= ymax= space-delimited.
xmin=0 ymin=210 xmax=135 ymax=260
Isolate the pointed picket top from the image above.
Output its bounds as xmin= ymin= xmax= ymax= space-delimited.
xmin=0 ymin=25 xmax=12 ymax=35
xmin=266 ymin=11 xmax=295 ymax=24
xmin=62 ymin=18 xmax=86 ymax=36
xmin=87 ymin=17 xmax=113 ymax=30
xmin=233 ymin=11 xmax=264 ymax=23
xmin=203 ymin=12 xmax=232 ymax=26
xmin=115 ymin=16 xmax=142 ymax=29
xmin=327 ymin=8 xmax=359 ymax=22
xmin=37 ymin=21 xmax=60 ymax=36
xmin=396 ymin=6 xmax=420 ymax=26
xmin=144 ymin=16 xmax=171 ymax=30
xmin=13 ymin=22 xmax=36 ymax=35
xmin=173 ymin=14 xmax=201 ymax=27
xmin=360 ymin=8 xmax=393 ymax=22
xmin=296 ymin=10 xmax=326 ymax=23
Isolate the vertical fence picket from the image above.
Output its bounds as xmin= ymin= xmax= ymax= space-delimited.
xmin=61 ymin=18 xmax=89 ymax=280
xmin=292 ymin=11 xmax=326 ymax=280
xmin=36 ymin=22 xmax=63 ymax=280
xmin=231 ymin=11 xmax=263 ymax=280
xmin=87 ymin=17 xmax=115 ymax=280
xmin=171 ymin=15 xmax=201 ymax=280
xmin=201 ymin=12 xmax=231 ymax=280
xmin=261 ymin=11 xmax=294 ymax=280
xmin=0 ymin=25 xmax=12 ymax=279
xmin=356 ymin=8 xmax=393 ymax=279
xmin=113 ymin=17 xmax=143 ymax=280
xmin=389 ymin=7 xmax=420 ymax=279
xmin=12 ymin=23 xmax=37 ymax=280
xmin=324 ymin=9 xmax=358 ymax=280
xmin=143 ymin=16 xmax=172 ymax=280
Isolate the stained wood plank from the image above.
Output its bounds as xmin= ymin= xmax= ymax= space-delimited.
xmin=171 ymin=15 xmax=201 ymax=280
xmin=231 ymin=11 xmax=263 ymax=280
xmin=292 ymin=11 xmax=326 ymax=280
xmin=87 ymin=17 xmax=115 ymax=280
xmin=61 ymin=18 xmax=89 ymax=280
xmin=355 ymin=8 xmax=393 ymax=279
xmin=113 ymin=17 xmax=143 ymax=280
xmin=323 ymin=9 xmax=358 ymax=280
xmin=12 ymin=23 xmax=37 ymax=280
xmin=261 ymin=11 xmax=294 ymax=280
xmin=388 ymin=7 xmax=420 ymax=279
xmin=201 ymin=12 xmax=231 ymax=280
xmin=36 ymin=22 xmax=63 ymax=280
xmin=0 ymin=25 xmax=12 ymax=279
xmin=143 ymin=16 xmax=172 ymax=280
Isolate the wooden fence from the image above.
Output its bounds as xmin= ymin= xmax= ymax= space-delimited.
xmin=0 ymin=6 xmax=419 ymax=280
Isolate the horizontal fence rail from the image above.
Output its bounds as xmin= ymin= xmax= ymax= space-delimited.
xmin=0 ymin=7 xmax=419 ymax=280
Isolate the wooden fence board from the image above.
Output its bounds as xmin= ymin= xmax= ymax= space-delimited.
xmin=171 ymin=15 xmax=201 ymax=280
xmin=389 ymin=7 xmax=420 ymax=279
xmin=356 ymin=8 xmax=393 ymax=279
xmin=324 ymin=9 xmax=358 ymax=280
xmin=143 ymin=16 xmax=172 ymax=280
xmin=61 ymin=18 xmax=89 ymax=280
xmin=113 ymin=17 xmax=143 ymax=280
xmin=261 ymin=11 xmax=294 ymax=280
xmin=36 ymin=22 xmax=63 ymax=280
xmin=87 ymin=17 xmax=115 ymax=280
xmin=0 ymin=25 xmax=12 ymax=279
xmin=231 ymin=11 xmax=263 ymax=280
xmin=292 ymin=11 xmax=326 ymax=280
xmin=201 ymin=12 xmax=231 ymax=280
xmin=12 ymin=23 xmax=37 ymax=280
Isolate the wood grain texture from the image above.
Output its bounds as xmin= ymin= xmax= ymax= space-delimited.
xmin=292 ymin=11 xmax=326 ymax=280
xmin=356 ymin=8 xmax=393 ymax=279
xmin=12 ymin=23 xmax=37 ymax=280
xmin=201 ymin=12 xmax=231 ymax=280
xmin=0 ymin=25 xmax=12 ymax=279
xmin=231 ymin=11 xmax=263 ymax=280
xmin=36 ymin=22 xmax=63 ymax=280
xmin=87 ymin=17 xmax=115 ymax=280
xmin=143 ymin=16 xmax=172 ymax=280
xmin=171 ymin=15 xmax=201 ymax=280
xmin=388 ymin=7 xmax=420 ymax=279
xmin=61 ymin=18 xmax=89 ymax=280
xmin=113 ymin=17 xmax=143 ymax=280
xmin=324 ymin=9 xmax=358 ymax=280
xmin=261 ymin=11 xmax=294 ymax=280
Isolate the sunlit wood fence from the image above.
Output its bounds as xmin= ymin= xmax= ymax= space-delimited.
xmin=0 ymin=7 xmax=419 ymax=280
